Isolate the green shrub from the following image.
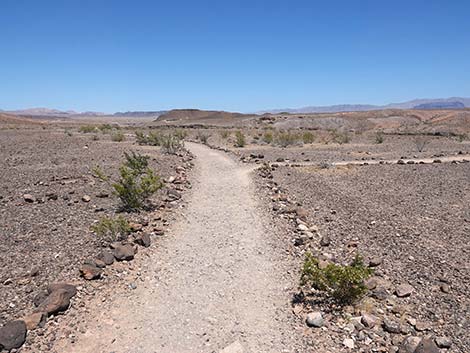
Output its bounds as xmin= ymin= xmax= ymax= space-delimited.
xmin=93 ymin=152 xmax=163 ymax=211
xmin=111 ymin=130 xmax=126 ymax=142
xmin=375 ymin=131 xmax=385 ymax=144
xmin=196 ymin=131 xmax=210 ymax=144
xmin=300 ymin=253 xmax=373 ymax=305
xmin=457 ymin=133 xmax=468 ymax=142
xmin=235 ymin=131 xmax=246 ymax=147
xmin=135 ymin=131 xmax=148 ymax=145
xmin=79 ymin=125 xmax=97 ymax=133
xmin=302 ymin=131 xmax=315 ymax=144
xmin=275 ymin=131 xmax=298 ymax=147
xmin=91 ymin=215 xmax=131 ymax=242
xmin=220 ymin=130 xmax=230 ymax=139
xmin=330 ymin=129 xmax=351 ymax=144
xmin=161 ymin=133 xmax=184 ymax=154
xmin=263 ymin=131 xmax=274 ymax=144
xmin=173 ymin=129 xmax=187 ymax=140
xmin=98 ymin=124 xmax=113 ymax=133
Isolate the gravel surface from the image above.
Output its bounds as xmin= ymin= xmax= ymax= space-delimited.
xmin=51 ymin=142 xmax=303 ymax=353
xmin=0 ymin=127 xmax=186 ymax=330
xmin=267 ymin=161 xmax=470 ymax=352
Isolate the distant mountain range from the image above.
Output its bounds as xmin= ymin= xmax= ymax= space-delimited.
xmin=257 ymin=97 xmax=470 ymax=114
xmin=2 ymin=97 xmax=469 ymax=117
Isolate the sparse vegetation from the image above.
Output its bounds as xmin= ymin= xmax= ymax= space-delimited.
xmin=196 ymin=131 xmax=210 ymax=144
xmin=111 ymin=130 xmax=125 ymax=142
xmin=413 ymin=135 xmax=429 ymax=152
xmin=302 ymin=131 xmax=315 ymax=144
xmin=98 ymin=124 xmax=113 ymax=133
xmin=161 ymin=132 xmax=184 ymax=154
xmin=220 ymin=130 xmax=230 ymax=139
xmin=79 ymin=125 xmax=97 ymax=133
xmin=375 ymin=131 xmax=385 ymax=144
xmin=93 ymin=152 xmax=162 ymax=211
xmin=235 ymin=131 xmax=246 ymax=147
xmin=330 ymin=129 xmax=351 ymax=144
xmin=91 ymin=215 xmax=131 ymax=243
xmin=275 ymin=131 xmax=299 ymax=147
xmin=457 ymin=133 xmax=468 ymax=142
xmin=300 ymin=253 xmax=373 ymax=305
xmin=263 ymin=131 xmax=274 ymax=144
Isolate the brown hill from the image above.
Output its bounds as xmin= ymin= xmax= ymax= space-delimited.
xmin=155 ymin=109 xmax=257 ymax=126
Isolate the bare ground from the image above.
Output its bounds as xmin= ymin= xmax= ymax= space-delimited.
xmin=52 ymin=142 xmax=302 ymax=353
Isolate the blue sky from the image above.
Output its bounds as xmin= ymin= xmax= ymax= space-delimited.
xmin=1 ymin=0 xmax=469 ymax=113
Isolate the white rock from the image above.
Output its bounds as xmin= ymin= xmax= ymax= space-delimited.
xmin=343 ymin=338 xmax=355 ymax=349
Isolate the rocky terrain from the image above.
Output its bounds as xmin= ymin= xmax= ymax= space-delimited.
xmin=0 ymin=124 xmax=193 ymax=351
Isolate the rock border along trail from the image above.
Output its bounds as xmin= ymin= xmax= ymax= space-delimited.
xmin=58 ymin=142 xmax=300 ymax=353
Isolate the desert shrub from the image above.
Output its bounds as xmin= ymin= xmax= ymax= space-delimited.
xmin=330 ymin=129 xmax=351 ymax=144
xmin=220 ymin=130 xmax=230 ymax=139
xmin=93 ymin=152 xmax=162 ymax=211
xmin=302 ymin=131 xmax=315 ymax=144
xmin=300 ymin=253 xmax=373 ymax=305
xmin=235 ymin=131 xmax=246 ymax=147
xmin=173 ymin=129 xmax=187 ymax=140
xmin=111 ymin=130 xmax=125 ymax=142
xmin=91 ymin=215 xmax=131 ymax=242
xmin=79 ymin=125 xmax=97 ymax=133
xmin=319 ymin=161 xmax=332 ymax=169
xmin=135 ymin=131 xmax=148 ymax=145
xmin=457 ymin=133 xmax=468 ymax=142
xmin=413 ymin=135 xmax=429 ymax=152
xmin=263 ymin=131 xmax=274 ymax=144
xmin=275 ymin=131 xmax=298 ymax=147
xmin=98 ymin=124 xmax=113 ymax=133
xmin=375 ymin=131 xmax=385 ymax=144
xmin=114 ymin=155 xmax=161 ymax=210
xmin=147 ymin=131 xmax=162 ymax=146
xmin=161 ymin=133 xmax=184 ymax=154
xmin=196 ymin=131 xmax=210 ymax=144
xmin=65 ymin=129 xmax=73 ymax=137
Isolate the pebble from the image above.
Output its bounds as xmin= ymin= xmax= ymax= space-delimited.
xmin=395 ymin=283 xmax=413 ymax=297
xmin=306 ymin=312 xmax=324 ymax=328
xmin=343 ymin=338 xmax=355 ymax=349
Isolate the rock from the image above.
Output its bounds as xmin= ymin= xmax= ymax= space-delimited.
xmin=320 ymin=235 xmax=331 ymax=247
xmin=295 ymin=207 xmax=309 ymax=221
xmin=94 ymin=259 xmax=107 ymax=268
xmin=361 ymin=313 xmax=377 ymax=328
xmin=395 ymin=283 xmax=413 ymax=297
xmin=22 ymin=312 xmax=46 ymax=330
xmin=397 ymin=159 xmax=405 ymax=165
xmin=47 ymin=283 xmax=77 ymax=299
xmin=365 ymin=277 xmax=378 ymax=290
xmin=414 ymin=321 xmax=430 ymax=332
xmin=36 ymin=289 xmax=72 ymax=315
xmin=0 ymin=320 xmax=27 ymax=350
xmin=435 ymin=336 xmax=452 ymax=348
xmin=415 ymin=338 xmax=439 ymax=353
xmin=306 ymin=312 xmax=324 ymax=328
xmin=369 ymin=256 xmax=383 ymax=267
xmin=383 ymin=318 xmax=401 ymax=334
xmin=399 ymin=336 xmax=421 ymax=353
xmin=297 ymin=224 xmax=309 ymax=232
xmin=23 ymin=194 xmax=35 ymax=203
xmin=135 ymin=233 xmax=151 ymax=248
xmin=440 ymin=283 xmax=450 ymax=293
xmin=294 ymin=234 xmax=308 ymax=246
xmin=220 ymin=340 xmax=244 ymax=353
xmin=32 ymin=291 xmax=49 ymax=307
xmin=81 ymin=195 xmax=91 ymax=202
xmin=129 ymin=222 xmax=143 ymax=232
xmin=343 ymin=338 xmax=355 ymax=349
xmin=80 ymin=264 xmax=102 ymax=280
xmin=112 ymin=244 xmax=136 ymax=261
xmin=167 ymin=189 xmax=182 ymax=201
xmin=97 ymin=250 xmax=114 ymax=265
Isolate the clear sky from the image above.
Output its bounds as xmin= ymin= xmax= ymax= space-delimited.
xmin=1 ymin=0 xmax=469 ymax=113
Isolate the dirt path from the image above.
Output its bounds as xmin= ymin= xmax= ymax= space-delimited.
xmin=58 ymin=142 xmax=299 ymax=353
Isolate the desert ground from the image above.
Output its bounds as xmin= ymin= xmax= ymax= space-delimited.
xmin=0 ymin=109 xmax=469 ymax=352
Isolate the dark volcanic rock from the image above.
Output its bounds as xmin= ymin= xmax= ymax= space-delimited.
xmin=0 ymin=320 xmax=27 ymax=350
xmin=112 ymin=244 xmax=136 ymax=261
xmin=79 ymin=264 xmax=102 ymax=280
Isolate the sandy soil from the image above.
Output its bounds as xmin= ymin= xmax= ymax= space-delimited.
xmin=52 ymin=142 xmax=302 ymax=353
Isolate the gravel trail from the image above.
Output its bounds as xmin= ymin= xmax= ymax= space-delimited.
xmin=60 ymin=142 xmax=298 ymax=353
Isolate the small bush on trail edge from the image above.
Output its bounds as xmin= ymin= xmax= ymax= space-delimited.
xmin=375 ymin=131 xmax=385 ymax=144
xmin=457 ymin=133 xmax=468 ymax=143
xmin=235 ymin=131 xmax=246 ymax=147
xmin=79 ymin=125 xmax=97 ymax=133
xmin=302 ymin=131 xmax=315 ymax=144
xmin=220 ymin=130 xmax=230 ymax=139
xmin=161 ymin=133 xmax=184 ymax=154
xmin=111 ymin=130 xmax=126 ymax=142
xmin=92 ymin=151 xmax=163 ymax=211
xmin=300 ymin=253 xmax=373 ymax=305
xmin=196 ymin=131 xmax=210 ymax=144
xmin=91 ymin=215 xmax=131 ymax=243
